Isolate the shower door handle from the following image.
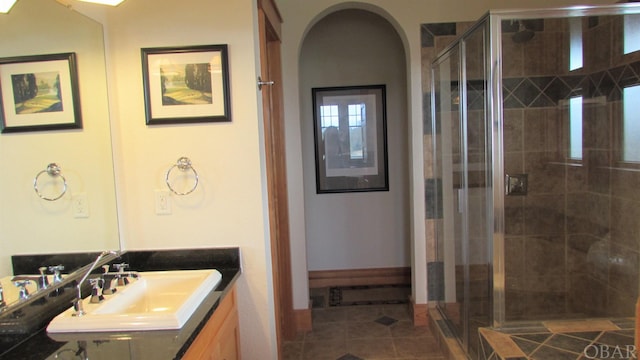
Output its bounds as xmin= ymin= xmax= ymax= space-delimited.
xmin=457 ymin=188 xmax=465 ymax=213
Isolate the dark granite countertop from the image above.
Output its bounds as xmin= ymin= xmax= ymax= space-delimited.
xmin=0 ymin=248 xmax=240 ymax=360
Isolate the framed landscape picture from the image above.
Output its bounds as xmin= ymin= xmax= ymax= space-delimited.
xmin=141 ymin=44 xmax=231 ymax=125
xmin=312 ymin=84 xmax=389 ymax=193
xmin=0 ymin=52 xmax=82 ymax=133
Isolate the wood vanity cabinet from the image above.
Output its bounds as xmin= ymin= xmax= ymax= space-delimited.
xmin=182 ymin=287 xmax=240 ymax=360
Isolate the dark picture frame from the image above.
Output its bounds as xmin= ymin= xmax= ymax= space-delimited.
xmin=0 ymin=52 xmax=82 ymax=133
xmin=141 ymin=44 xmax=231 ymax=125
xmin=312 ymin=85 xmax=389 ymax=193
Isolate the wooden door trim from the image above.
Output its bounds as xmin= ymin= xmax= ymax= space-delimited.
xmin=258 ymin=0 xmax=296 ymax=357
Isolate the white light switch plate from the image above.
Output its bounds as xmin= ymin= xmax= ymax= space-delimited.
xmin=72 ymin=193 xmax=90 ymax=218
xmin=155 ymin=190 xmax=172 ymax=215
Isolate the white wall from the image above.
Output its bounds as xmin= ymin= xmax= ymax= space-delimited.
xmin=97 ymin=0 xmax=277 ymax=358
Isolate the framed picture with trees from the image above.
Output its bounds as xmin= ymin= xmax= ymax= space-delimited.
xmin=141 ymin=44 xmax=231 ymax=125
xmin=0 ymin=52 xmax=82 ymax=133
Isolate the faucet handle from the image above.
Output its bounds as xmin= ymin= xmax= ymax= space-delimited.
xmin=0 ymin=283 xmax=5 ymax=309
xmin=37 ymin=267 xmax=50 ymax=289
xmin=113 ymin=263 xmax=129 ymax=272
xmin=48 ymin=265 xmax=65 ymax=283
xmin=88 ymin=279 xmax=104 ymax=304
xmin=101 ymin=273 xmax=118 ymax=295
xmin=13 ymin=280 xmax=31 ymax=300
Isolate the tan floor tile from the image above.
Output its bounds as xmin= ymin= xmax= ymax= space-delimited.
xmin=305 ymin=322 xmax=347 ymax=342
xmin=348 ymin=338 xmax=397 ymax=358
xmin=348 ymin=321 xmax=393 ymax=339
xmin=313 ymin=307 xmax=349 ymax=323
xmin=542 ymin=319 xmax=619 ymax=332
xmin=283 ymin=303 xmax=448 ymax=360
xmin=382 ymin=304 xmax=412 ymax=321
xmin=282 ymin=341 xmax=303 ymax=360
xmin=390 ymin=320 xmax=433 ymax=338
xmin=477 ymin=328 xmax=525 ymax=358
xmin=347 ymin=305 xmax=386 ymax=322
xmin=302 ymin=340 xmax=348 ymax=360
xmin=394 ymin=336 xmax=442 ymax=358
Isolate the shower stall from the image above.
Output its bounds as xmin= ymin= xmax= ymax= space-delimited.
xmin=429 ymin=4 xmax=640 ymax=358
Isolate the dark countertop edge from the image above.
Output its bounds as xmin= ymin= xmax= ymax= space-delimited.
xmin=1 ymin=248 xmax=241 ymax=360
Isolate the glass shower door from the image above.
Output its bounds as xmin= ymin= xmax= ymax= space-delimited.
xmin=433 ymin=21 xmax=491 ymax=358
xmin=432 ymin=43 xmax=465 ymax=345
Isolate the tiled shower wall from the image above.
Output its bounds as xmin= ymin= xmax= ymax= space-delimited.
xmin=502 ymin=15 xmax=640 ymax=320
xmin=422 ymin=14 xmax=640 ymax=321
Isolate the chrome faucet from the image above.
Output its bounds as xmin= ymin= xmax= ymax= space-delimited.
xmin=100 ymin=263 xmax=140 ymax=296
xmin=11 ymin=266 xmax=50 ymax=293
xmin=73 ymin=250 xmax=117 ymax=317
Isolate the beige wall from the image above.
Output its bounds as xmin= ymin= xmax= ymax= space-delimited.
xmin=99 ymin=0 xmax=276 ymax=358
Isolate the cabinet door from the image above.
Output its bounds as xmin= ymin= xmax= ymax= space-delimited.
xmin=216 ymin=310 xmax=240 ymax=360
xmin=183 ymin=288 xmax=239 ymax=360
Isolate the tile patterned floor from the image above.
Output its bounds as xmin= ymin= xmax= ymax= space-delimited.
xmin=479 ymin=318 xmax=636 ymax=360
xmin=282 ymin=304 xmax=447 ymax=360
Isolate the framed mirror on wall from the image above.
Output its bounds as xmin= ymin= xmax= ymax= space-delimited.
xmin=0 ymin=0 xmax=120 ymax=277
xmin=312 ymin=84 xmax=389 ymax=193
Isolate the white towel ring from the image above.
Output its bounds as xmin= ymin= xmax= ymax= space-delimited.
xmin=33 ymin=163 xmax=67 ymax=201
xmin=165 ymin=157 xmax=199 ymax=196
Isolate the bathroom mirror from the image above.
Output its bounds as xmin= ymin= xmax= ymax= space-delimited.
xmin=0 ymin=0 xmax=119 ymax=277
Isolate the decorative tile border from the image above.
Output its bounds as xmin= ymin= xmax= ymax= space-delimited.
xmin=478 ymin=318 xmax=636 ymax=360
xmin=503 ymin=62 xmax=640 ymax=109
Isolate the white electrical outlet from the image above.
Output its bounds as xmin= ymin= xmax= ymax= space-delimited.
xmin=155 ymin=190 xmax=171 ymax=215
xmin=72 ymin=193 xmax=90 ymax=218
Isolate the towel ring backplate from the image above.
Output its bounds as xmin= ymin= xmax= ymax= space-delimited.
xmin=165 ymin=157 xmax=199 ymax=195
xmin=33 ymin=163 xmax=68 ymax=201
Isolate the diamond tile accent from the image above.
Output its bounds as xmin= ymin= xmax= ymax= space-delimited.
xmin=375 ymin=315 xmax=398 ymax=326
xmin=491 ymin=61 xmax=640 ymax=110
xmin=544 ymin=77 xmax=571 ymax=101
xmin=512 ymin=78 xmax=541 ymax=107
xmin=336 ymin=354 xmax=364 ymax=360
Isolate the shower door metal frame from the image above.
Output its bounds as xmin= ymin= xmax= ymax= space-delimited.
xmin=431 ymin=42 xmax=468 ymax=351
xmin=430 ymin=17 xmax=494 ymax=353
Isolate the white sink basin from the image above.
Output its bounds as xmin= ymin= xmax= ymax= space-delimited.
xmin=46 ymin=269 xmax=222 ymax=333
